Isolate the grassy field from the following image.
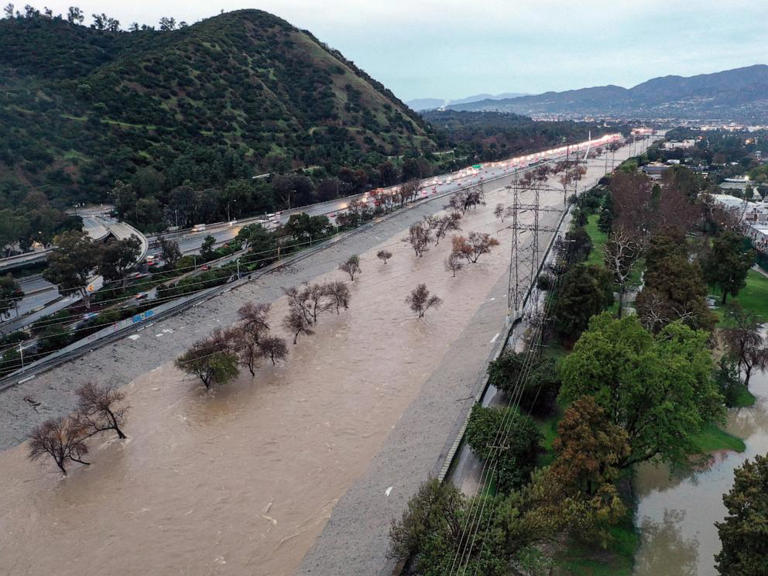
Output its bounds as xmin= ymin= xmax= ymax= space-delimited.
xmin=585 ymin=214 xmax=607 ymax=267
xmin=690 ymin=423 xmax=746 ymax=454
xmin=710 ymin=268 xmax=768 ymax=321
xmin=734 ymin=268 xmax=768 ymax=320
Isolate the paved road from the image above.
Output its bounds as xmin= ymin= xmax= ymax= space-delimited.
xmin=159 ymin=133 xmax=623 ymax=257
xmin=12 ymin=276 xmax=60 ymax=318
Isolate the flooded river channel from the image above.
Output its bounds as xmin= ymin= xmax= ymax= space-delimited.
xmin=633 ymin=368 xmax=768 ymax=575
xmin=0 ymin=185 xmax=525 ymax=576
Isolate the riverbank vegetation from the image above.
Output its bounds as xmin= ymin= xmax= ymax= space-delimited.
xmin=390 ymin=153 xmax=766 ymax=574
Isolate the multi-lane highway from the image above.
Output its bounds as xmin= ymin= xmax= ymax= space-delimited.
xmin=151 ymin=133 xmax=623 ymax=257
xmin=2 ymin=133 xmax=626 ymax=335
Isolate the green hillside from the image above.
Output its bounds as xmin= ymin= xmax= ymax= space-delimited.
xmin=0 ymin=9 xmax=435 ymax=240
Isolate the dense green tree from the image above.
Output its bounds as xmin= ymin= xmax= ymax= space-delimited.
xmin=550 ymin=397 xmax=630 ymax=496
xmin=43 ymin=229 xmax=99 ymax=309
xmin=560 ymin=313 xmax=724 ymax=467
xmin=175 ymin=329 xmax=239 ymax=389
xmin=158 ymin=235 xmax=182 ymax=268
xmin=636 ymin=232 xmax=714 ymax=332
xmin=283 ymin=213 xmax=332 ymax=244
xmin=487 ymin=351 xmax=560 ymax=416
xmin=703 ymin=231 xmax=755 ymax=304
xmin=389 ymin=479 xmax=548 ymax=576
xmin=200 ymin=235 xmax=216 ymax=260
xmin=98 ymin=235 xmax=141 ymax=288
xmin=564 ymin=227 xmax=592 ymax=263
xmin=236 ymin=223 xmax=277 ymax=261
xmin=553 ymin=264 xmax=613 ymax=343
xmin=715 ymin=454 xmax=768 ymax=576
xmin=0 ymin=273 xmax=22 ymax=318
xmin=466 ymin=404 xmax=542 ymax=493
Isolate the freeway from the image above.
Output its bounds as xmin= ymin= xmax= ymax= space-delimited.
xmin=152 ymin=133 xmax=623 ymax=257
xmin=0 ymin=215 xmax=147 ymax=334
xmin=13 ymin=276 xmax=60 ymax=318
xmin=0 ymin=211 xmax=144 ymax=273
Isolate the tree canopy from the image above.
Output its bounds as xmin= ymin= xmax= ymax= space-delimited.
xmin=560 ymin=313 xmax=724 ymax=467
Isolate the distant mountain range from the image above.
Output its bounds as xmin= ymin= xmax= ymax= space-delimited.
xmin=407 ymin=93 xmax=526 ymax=111
xmin=447 ymin=65 xmax=768 ymax=122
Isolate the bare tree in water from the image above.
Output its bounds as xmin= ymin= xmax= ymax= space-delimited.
xmin=406 ymin=284 xmax=442 ymax=318
xmin=28 ymin=416 xmax=90 ymax=475
xmin=406 ymin=222 xmax=431 ymax=257
xmin=284 ymin=308 xmax=314 ymax=344
xmin=76 ymin=382 xmax=128 ymax=439
xmin=322 ymin=280 xmax=351 ymax=314
xmin=260 ymin=336 xmax=288 ymax=365
xmin=339 ymin=255 xmax=361 ymax=281
xmin=445 ymin=252 xmax=464 ymax=277
xmin=377 ymin=250 xmax=393 ymax=264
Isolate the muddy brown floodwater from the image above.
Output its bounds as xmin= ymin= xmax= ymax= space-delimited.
xmin=0 ymin=186 xmax=521 ymax=576
xmin=633 ymin=366 xmax=768 ymax=576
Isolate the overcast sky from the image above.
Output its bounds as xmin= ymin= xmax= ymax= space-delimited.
xmin=33 ymin=1 xmax=768 ymax=101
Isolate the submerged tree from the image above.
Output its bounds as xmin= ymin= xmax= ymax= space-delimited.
xmin=175 ymin=329 xmax=239 ymax=389
xmin=406 ymin=284 xmax=442 ymax=318
xmin=322 ymin=280 xmax=351 ymax=314
xmin=445 ymin=252 xmax=464 ymax=277
xmin=28 ymin=416 xmax=90 ymax=475
xmin=259 ymin=336 xmax=288 ymax=365
xmin=76 ymin=382 xmax=128 ymax=439
xmin=283 ymin=308 xmax=315 ymax=344
xmin=376 ymin=249 xmax=393 ymax=264
xmin=339 ymin=255 xmax=361 ymax=281
xmin=452 ymin=232 xmax=500 ymax=264
xmin=406 ymin=222 xmax=431 ymax=257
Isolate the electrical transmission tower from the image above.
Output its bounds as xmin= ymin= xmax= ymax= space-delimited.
xmin=504 ymin=171 xmax=564 ymax=321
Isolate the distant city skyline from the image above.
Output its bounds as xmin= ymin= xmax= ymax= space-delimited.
xmin=30 ymin=1 xmax=768 ymax=101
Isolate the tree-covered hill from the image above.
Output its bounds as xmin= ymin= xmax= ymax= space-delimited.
xmin=0 ymin=8 xmax=435 ymax=240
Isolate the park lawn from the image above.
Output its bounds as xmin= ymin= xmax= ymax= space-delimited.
xmin=711 ymin=269 xmax=768 ymax=321
xmin=734 ymin=269 xmax=768 ymax=320
xmin=690 ymin=423 xmax=746 ymax=454
xmin=585 ymin=214 xmax=607 ymax=267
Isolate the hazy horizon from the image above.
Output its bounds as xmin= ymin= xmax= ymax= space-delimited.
xmin=19 ymin=1 xmax=768 ymax=102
